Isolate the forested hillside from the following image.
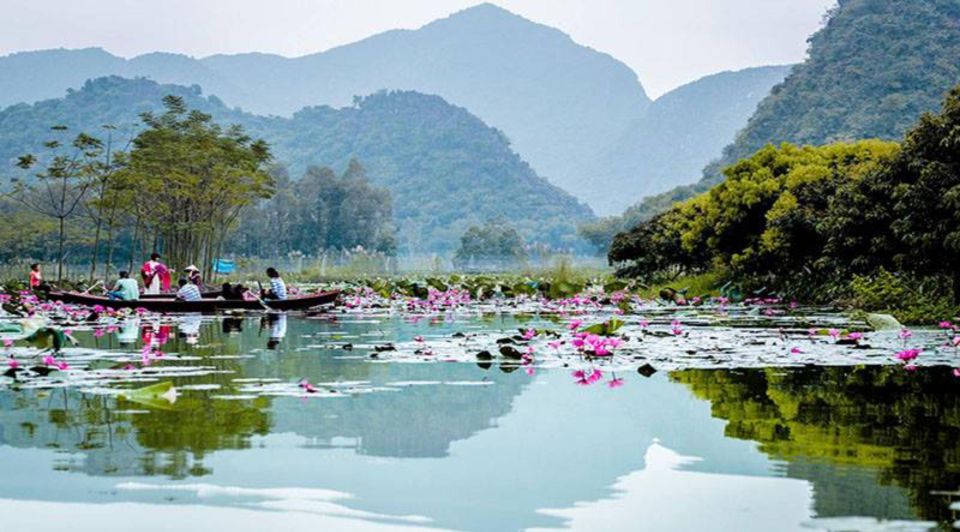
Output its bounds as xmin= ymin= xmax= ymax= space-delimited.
xmin=591 ymin=65 xmax=791 ymax=214
xmin=0 ymin=4 xmax=650 ymax=210
xmin=0 ymin=76 xmax=592 ymax=253
xmin=602 ymin=0 xmax=960 ymax=247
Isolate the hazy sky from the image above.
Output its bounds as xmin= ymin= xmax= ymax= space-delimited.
xmin=0 ymin=0 xmax=836 ymax=98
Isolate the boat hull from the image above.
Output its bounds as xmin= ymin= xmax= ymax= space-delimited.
xmin=48 ymin=290 xmax=340 ymax=313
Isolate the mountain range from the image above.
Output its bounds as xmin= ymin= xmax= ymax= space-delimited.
xmin=0 ymin=3 xmax=790 ymax=216
xmin=0 ymin=76 xmax=593 ymax=253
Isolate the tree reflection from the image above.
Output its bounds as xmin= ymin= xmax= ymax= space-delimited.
xmin=672 ymin=366 xmax=960 ymax=524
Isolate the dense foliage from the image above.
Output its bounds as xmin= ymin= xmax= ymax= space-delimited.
xmin=452 ymin=219 xmax=527 ymax=269
xmin=0 ymin=77 xmax=592 ymax=254
xmin=611 ymin=84 xmax=960 ymax=307
xmin=599 ymin=0 xmax=960 ymax=247
xmin=122 ymin=96 xmax=273 ymax=275
xmin=229 ymin=162 xmax=396 ymax=257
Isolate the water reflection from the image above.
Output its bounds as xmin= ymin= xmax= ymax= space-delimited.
xmin=0 ymin=316 xmax=959 ymax=530
xmin=672 ymin=366 xmax=960 ymax=525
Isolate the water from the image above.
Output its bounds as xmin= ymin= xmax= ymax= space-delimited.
xmin=1 ymin=311 xmax=958 ymax=531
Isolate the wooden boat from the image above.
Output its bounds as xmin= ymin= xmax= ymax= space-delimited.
xmin=140 ymin=291 xmax=222 ymax=299
xmin=48 ymin=290 xmax=341 ymax=313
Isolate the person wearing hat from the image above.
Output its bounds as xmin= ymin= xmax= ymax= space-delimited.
xmin=184 ymin=265 xmax=202 ymax=289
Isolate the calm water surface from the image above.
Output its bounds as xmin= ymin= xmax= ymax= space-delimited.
xmin=1 ymin=313 xmax=958 ymax=531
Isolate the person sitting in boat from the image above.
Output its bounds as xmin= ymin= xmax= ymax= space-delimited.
xmin=184 ymin=265 xmax=203 ymax=288
xmin=262 ymin=267 xmax=287 ymax=300
xmin=107 ymin=271 xmax=140 ymax=301
xmin=141 ymin=253 xmax=171 ymax=295
xmin=175 ymin=277 xmax=202 ymax=302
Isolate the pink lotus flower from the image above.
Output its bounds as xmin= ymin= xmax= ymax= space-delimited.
xmin=828 ymin=329 xmax=840 ymax=340
xmin=522 ymin=329 xmax=537 ymax=340
xmin=298 ymin=379 xmax=318 ymax=393
xmin=789 ymin=301 xmax=799 ymax=310
xmin=790 ymin=347 xmax=803 ymax=354
xmin=525 ymin=366 xmax=536 ymax=376
xmin=2 ymin=339 xmax=12 ymax=348
xmin=607 ymin=377 xmax=625 ymax=388
xmin=572 ymin=369 xmax=591 ymax=386
xmin=547 ymin=341 xmax=563 ymax=349
xmin=56 ymin=360 xmax=69 ymax=370
xmin=567 ymin=319 xmax=583 ymax=331
xmin=898 ymin=328 xmax=913 ymax=340
xmin=896 ymin=348 xmax=921 ymax=362
xmin=954 ymin=368 xmax=960 ymax=378
xmin=42 ymin=355 xmax=56 ymax=366
xmin=7 ymin=358 xmax=18 ymax=369
xmin=939 ymin=320 xmax=954 ymax=329
xmin=639 ymin=318 xmax=650 ymax=329
xmin=807 ymin=328 xmax=818 ymax=337
xmin=847 ymin=332 xmax=864 ymax=341
xmin=953 ymin=337 xmax=960 ymax=347
xmin=93 ymin=328 xmax=106 ymax=338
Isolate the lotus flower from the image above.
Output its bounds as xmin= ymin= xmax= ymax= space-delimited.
xmin=954 ymin=368 xmax=960 ymax=378
xmin=790 ymin=347 xmax=803 ymax=354
xmin=567 ymin=319 xmax=583 ymax=331
xmin=572 ymin=369 xmax=591 ymax=386
xmin=2 ymin=339 xmax=12 ymax=348
xmin=522 ymin=329 xmax=537 ymax=340
xmin=298 ymin=378 xmax=318 ymax=393
xmin=896 ymin=348 xmax=921 ymax=362
xmin=898 ymin=328 xmax=913 ymax=340
xmin=7 ymin=358 xmax=18 ymax=369
xmin=847 ymin=332 xmax=864 ymax=341
xmin=939 ymin=320 xmax=954 ymax=330
xmin=607 ymin=377 xmax=625 ymax=388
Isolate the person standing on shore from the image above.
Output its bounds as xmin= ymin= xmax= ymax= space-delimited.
xmin=29 ymin=263 xmax=43 ymax=290
xmin=140 ymin=253 xmax=170 ymax=295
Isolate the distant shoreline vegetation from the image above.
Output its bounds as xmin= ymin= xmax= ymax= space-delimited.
xmin=609 ymin=84 xmax=960 ymax=321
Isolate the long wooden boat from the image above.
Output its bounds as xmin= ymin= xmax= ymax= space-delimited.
xmin=48 ymin=290 xmax=340 ymax=313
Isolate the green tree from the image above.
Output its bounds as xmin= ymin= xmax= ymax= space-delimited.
xmin=9 ymin=127 xmax=104 ymax=281
xmin=453 ymin=219 xmax=526 ymax=269
xmin=123 ymin=95 xmax=273 ymax=276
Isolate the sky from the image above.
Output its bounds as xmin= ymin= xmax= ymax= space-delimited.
xmin=0 ymin=0 xmax=836 ymax=98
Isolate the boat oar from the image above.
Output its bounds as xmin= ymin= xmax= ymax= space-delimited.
xmin=82 ymin=280 xmax=103 ymax=294
xmin=248 ymin=290 xmax=272 ymax=311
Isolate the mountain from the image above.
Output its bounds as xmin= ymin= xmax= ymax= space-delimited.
xmin=588 ymin=65 xmax=792 ymax=214
xmin=604 ymin=0 xmax=960 ymax=245
xmin=0 ymin=3 xmax=650 ymax=210
xmin=0 ymin=76 xmax=593 ymax=253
